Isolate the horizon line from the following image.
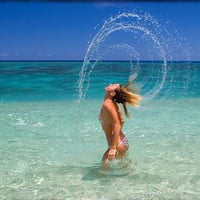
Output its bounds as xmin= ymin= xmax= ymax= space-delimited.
xmin=0 ymin=59 xmax=197 ymax=62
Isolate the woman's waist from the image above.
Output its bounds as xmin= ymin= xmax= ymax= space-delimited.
xmin=118 ymin=135 xmax=129 ymax=146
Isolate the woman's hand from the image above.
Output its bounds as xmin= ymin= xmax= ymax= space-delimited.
xmin=107 ymin=148 xmax=117 ymax=160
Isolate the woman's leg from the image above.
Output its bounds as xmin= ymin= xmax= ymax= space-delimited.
xmin=116 ymin=144 xmax=129 ymax=157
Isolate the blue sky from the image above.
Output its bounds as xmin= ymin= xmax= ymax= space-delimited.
xmin=0 ymin=2 xmax=200 ymax=61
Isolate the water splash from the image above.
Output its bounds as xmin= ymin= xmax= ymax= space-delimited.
xmin=78 ymin=11 xmax=189 ymax=101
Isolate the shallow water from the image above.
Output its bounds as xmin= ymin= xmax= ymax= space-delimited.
xmin=0 ymin=61 xmax=200 ymax=199
xmin=0 ymin=97 xmax=200 ymax=199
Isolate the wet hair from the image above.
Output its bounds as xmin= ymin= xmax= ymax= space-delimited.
xmin=113 ymin=75 xmax=142 ymax=117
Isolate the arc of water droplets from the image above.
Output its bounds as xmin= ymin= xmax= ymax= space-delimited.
xmin=80 ymin=43 xmax=140 ymax=100
xmin=78 ymin=12 xmax=167 ymax=101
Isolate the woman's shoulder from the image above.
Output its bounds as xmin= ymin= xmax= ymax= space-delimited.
xmin=103 ymin=99 xmax=115 ymax=110
xmin=102 ymin=101 xmax=118 ymax=116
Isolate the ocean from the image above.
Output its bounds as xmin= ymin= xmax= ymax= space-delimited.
xmin=0 ymin=61 xmax=200 ymax=199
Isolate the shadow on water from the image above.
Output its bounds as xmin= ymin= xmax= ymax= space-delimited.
xmin=57 ymin=162 xmax=164 ymax=185
xmin=81 ymin=165 xmax=111 ymax=181
xmin=55 ymin=157 xmax=135 ymax=181
xmin=56 ymin=158 xmax=137 ymax=181
xmin=81 ymin=165 xmax=164 ymax=185
xmin=82 ymin=156 xmax=138 ymax=180
xmin=82 ymin=165 xmax=131 ymax=181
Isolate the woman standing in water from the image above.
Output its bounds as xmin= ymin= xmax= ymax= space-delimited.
xmin=98 ymin=76 xmax=142 ymax=165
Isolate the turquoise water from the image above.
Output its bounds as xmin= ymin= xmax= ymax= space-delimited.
xmin=0 ymin=61 xmax=200 ymax=199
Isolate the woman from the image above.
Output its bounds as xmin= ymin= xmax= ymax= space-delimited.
xmin=98 ymin=76 xmax=142 ymax=164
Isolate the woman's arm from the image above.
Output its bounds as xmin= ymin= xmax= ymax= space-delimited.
xmin=103 ymin=101 xmax=121 ymax=160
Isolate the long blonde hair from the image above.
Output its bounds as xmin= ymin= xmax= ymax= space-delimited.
xmin=113 ymin=75 xmax=142 ymax=117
